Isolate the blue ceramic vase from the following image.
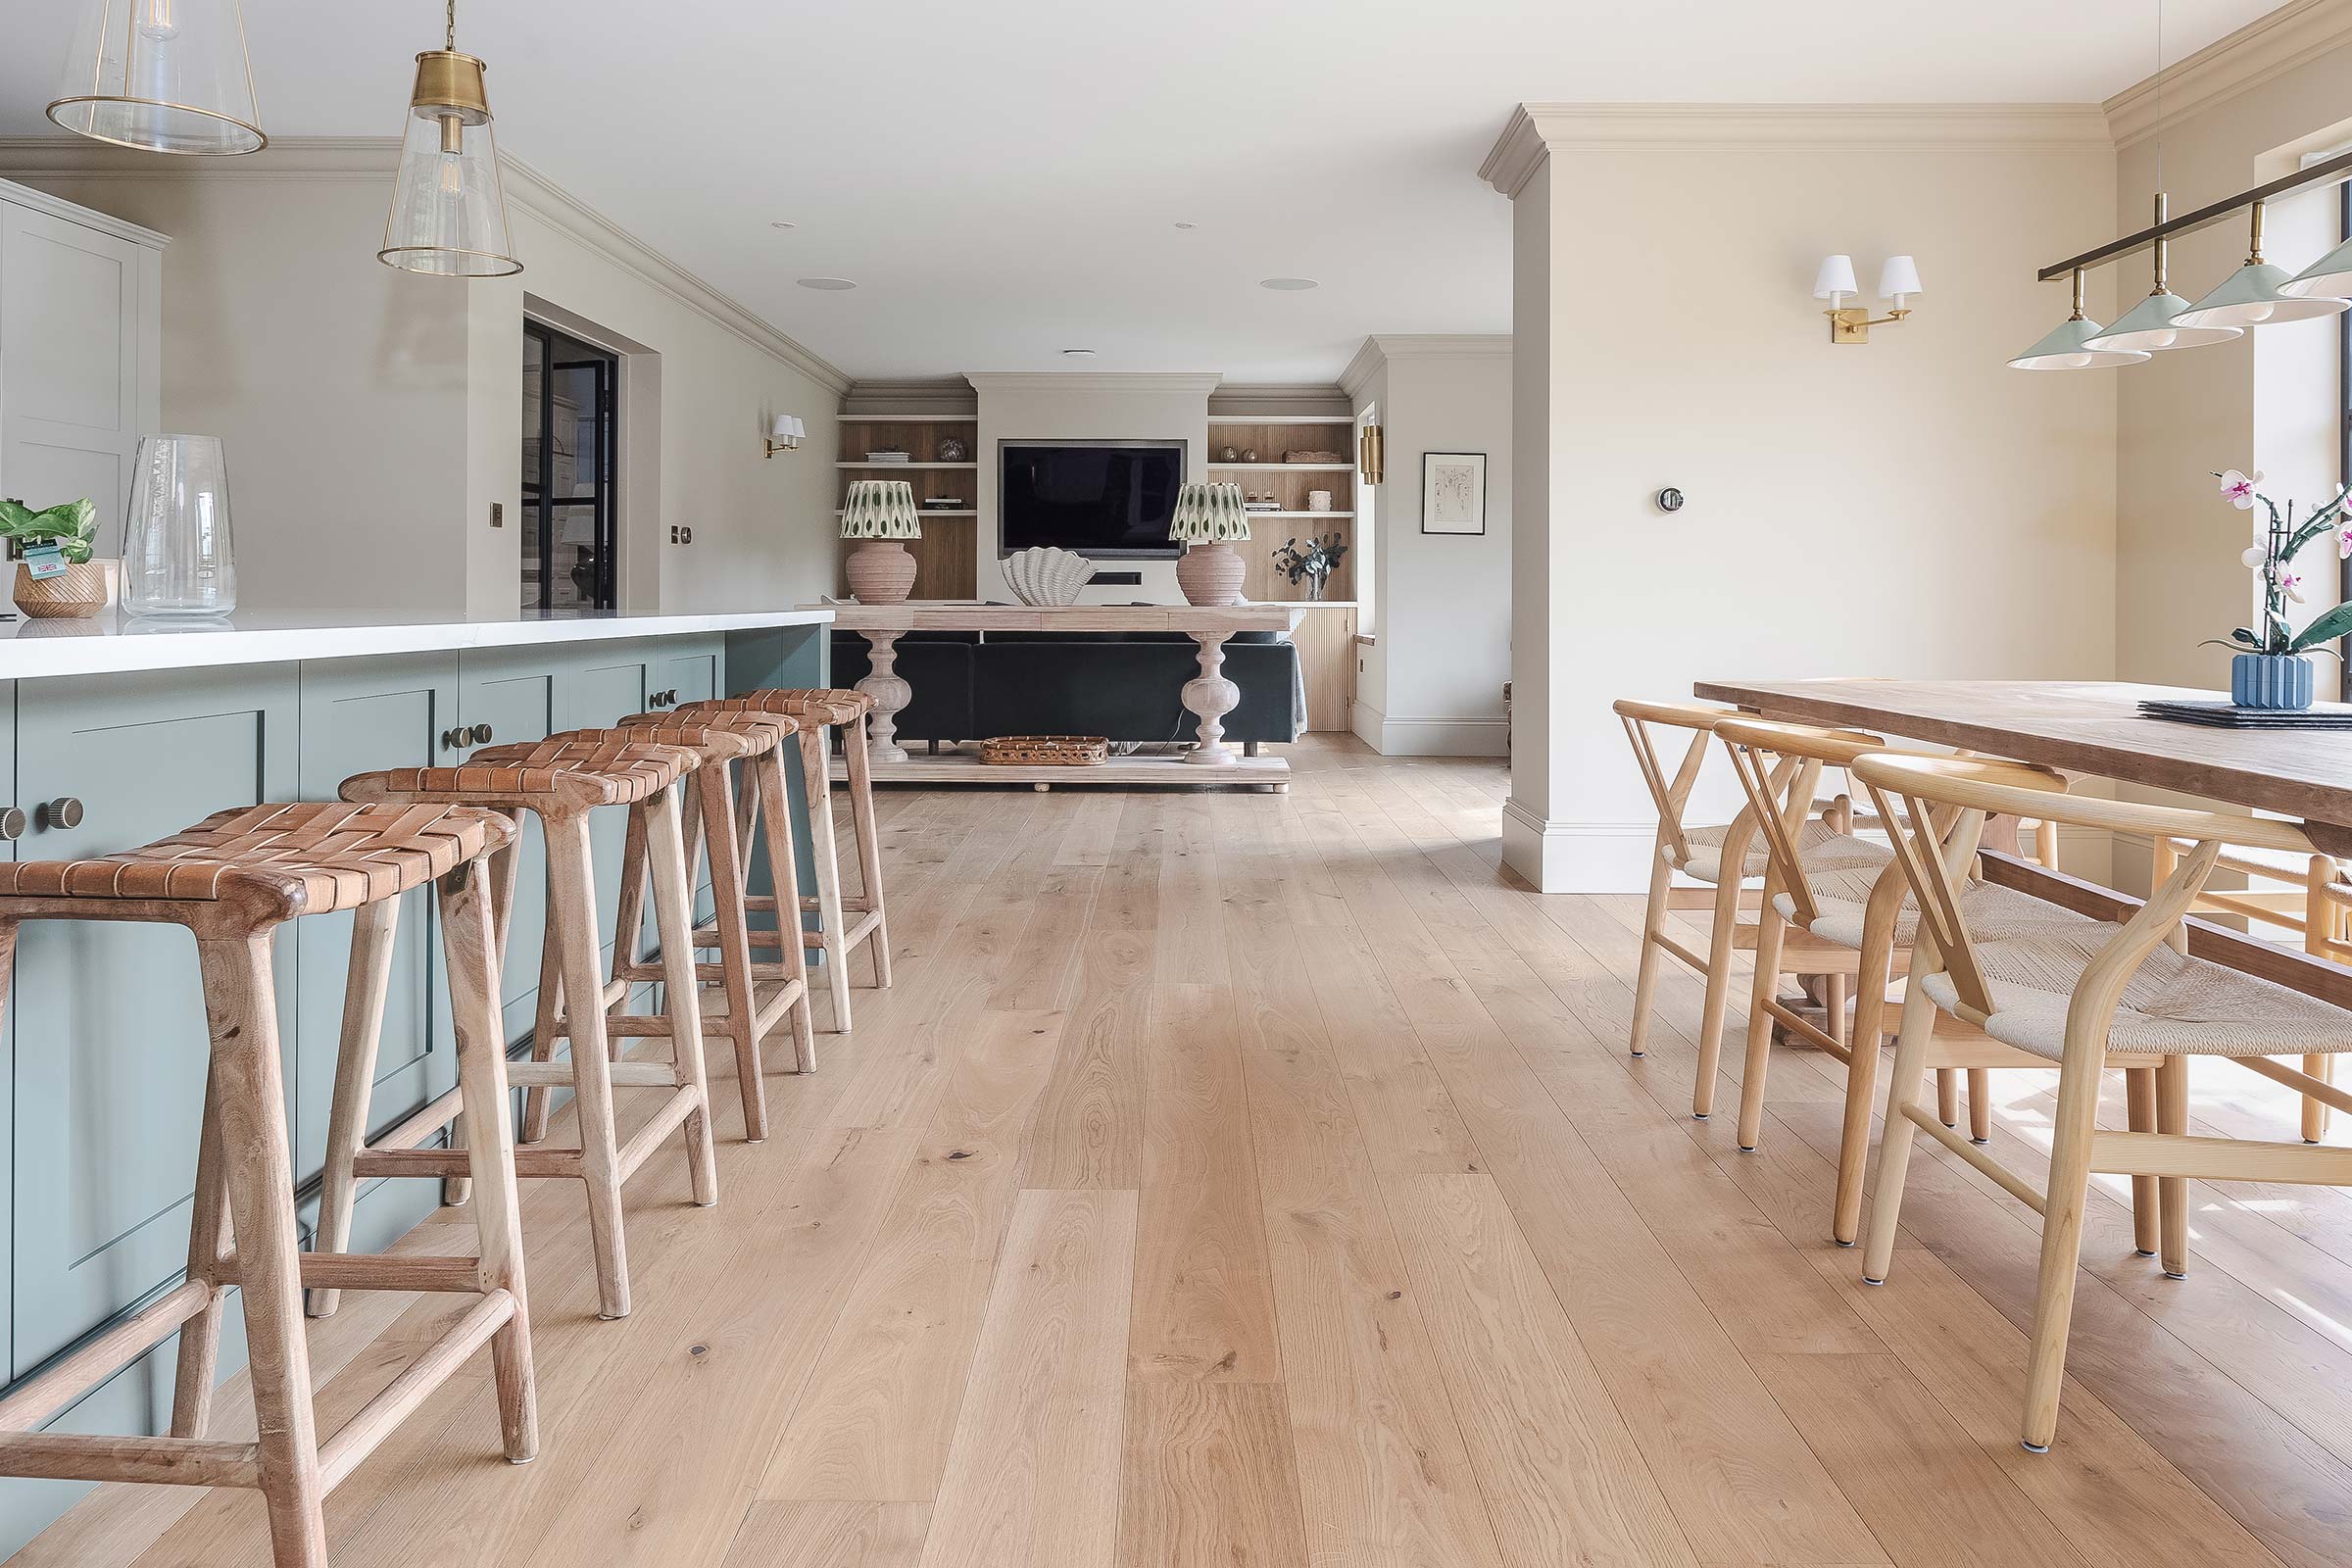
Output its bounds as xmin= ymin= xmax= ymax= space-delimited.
xmin=2230 ymin=652 xmax=2315 ymax=710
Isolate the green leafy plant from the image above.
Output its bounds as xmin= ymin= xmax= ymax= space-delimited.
xmin=0 ymin=498 xmax=100 ymax=565
xmin=1271 ymin=531 xmax=1348 ymax=596
xmin=2207 ymin=469 xmax=2352 ymax=659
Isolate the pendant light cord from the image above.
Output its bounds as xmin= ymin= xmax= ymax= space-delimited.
xmin=446 ymin=0 xmax=457 ymax=52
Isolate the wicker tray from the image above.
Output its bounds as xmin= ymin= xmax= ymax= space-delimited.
xmin=978 ymin=735 xmax=1110 ymax=766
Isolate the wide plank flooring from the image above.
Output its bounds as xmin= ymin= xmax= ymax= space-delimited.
xmin=16 ymin=735 xmax=2352 ymax=1568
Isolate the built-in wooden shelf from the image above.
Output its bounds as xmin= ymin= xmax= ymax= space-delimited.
xmin=1208 ymin=462 xmax=1352 ymax=471
xmin=1210 ymin=416 xmax=1359 ymax=606
xmin=836 ymin=461 xmax=978 ymax=470
xmin=836 ymin=413 xmax=981 ymax=600
xmin=1245 ymin=511 xmax=1353 ymax=520
xmin=836 ymin=509 xmax=978 ymax=518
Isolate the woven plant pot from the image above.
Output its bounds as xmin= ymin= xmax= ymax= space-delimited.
xmin=13 ymin=560 xmax=108 ymax=619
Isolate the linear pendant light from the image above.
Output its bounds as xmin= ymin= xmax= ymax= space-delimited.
xmin=2172 ymin=200 xmax=2348 ymax=327
xmin=2008 ymin=269 xmax=2150 ymax=370
xmin=47 ymin=0 xmax=266 ymax=155
xmin=2082 ymin=194 xmax=2243 ymax=353
xmin=378 ymin=0 xmax=521 ymax=277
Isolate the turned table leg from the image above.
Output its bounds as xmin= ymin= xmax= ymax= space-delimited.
xmin=857 ymin=629 xmax=912 ymax=765
xmin=1182 ymin=632 xmax=1240 ymax=766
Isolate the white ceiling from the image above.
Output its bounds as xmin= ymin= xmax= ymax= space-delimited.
xmin=0 ymin=1 xmax=2284 ymax=381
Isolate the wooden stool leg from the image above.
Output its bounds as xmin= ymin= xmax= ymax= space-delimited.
xmin=547 ymin=811 xmax=633 ymax=1319
xmin=1967 ymin=1068 xmax=1993 ymax=1144
xmin=438 ymin=858 xmax=540 ymax=1462
xmin=1690 ymin=874 xmax=1742 ymax=1117
xmin=1861 ymin=981 xmax=1939 ymax=1284
xmin=1735 ymin=888 xmax=1789 ymax=1151
xmin=195 ymin=933 xmax=328 ymax=1568
xmin=310 ymin=897 xmax=401 ymax=1317
xmin=1832 ymin=913 xmax=1897 ymax=1247
xmin=2156 ymin=1054 xmax=2190 ymax=1279
xmin=800 ymin=725 xmax=855 ymax=1033
xmin=520 ymin=889 xmax=566 ymax=1145
xmin=754 ymin=749 xmax=817 ymax=1072
xmin=699 ymin=760 xmax=768 ymax=1139
xmin=611 ymin=798 xmax=652 ymax=987
xmin=454 ymin=826 xmax=520 ymax=1209
xmin=2125 ymin=1066 xmax=2160 ymax=1257
xmin=1628 ymin=842 xmax=1672 ymax=1058
xmin=842 ymin=713 xmax=892 ymax=989
xmin=1936 ymin=1067 xmax=1960 ymax=1128
xmin=2022 ymin=1044 xmax=2105 ymax=1451
xmin=647 ymin=788 xmax=720 ymax=1206
xmin=172 ymin=1060 xmax=231 ymax=1436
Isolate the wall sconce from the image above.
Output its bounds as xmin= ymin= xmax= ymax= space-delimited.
xmin=1357 ymin=422 xmax=1385 ymax=485
xmin=764 ymin=415 xmax=805 ymax=459
xmin=1813 ymin=254 xmax=1923 ymax=343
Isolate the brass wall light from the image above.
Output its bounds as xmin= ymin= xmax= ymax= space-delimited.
xmin=1357 ymin=422 xmax=1385 ymax=485
xmin=379 ymin=0 xmax=520 ymax=276
xmin=1814 ymin=254 xmax=1923 ymax=343
xmin=765 ymin=416 xmax=806 ymax=459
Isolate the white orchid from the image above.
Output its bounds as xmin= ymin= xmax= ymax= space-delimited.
xmin=2280 ymin=568 xmax=2308 ymax=604
xmin=2242 ymin=545 xmax=2268 ymax=568
xmin=2219 ymin=468 xmax=2264 ymax=509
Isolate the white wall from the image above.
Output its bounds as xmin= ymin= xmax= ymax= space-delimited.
xmin=1344 ymin=336 xmax=1512 ymax=756
xmin=1483 ymin=107 xmax=2120 ymax=891
xmin=967 ymin=372 xmax=1217 ymax=605
xmin=3 ymin=139 xmax=846 ymax=618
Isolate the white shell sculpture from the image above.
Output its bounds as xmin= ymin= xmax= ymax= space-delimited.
xmin=1002 ymin=546 xmax=1096 ymax=607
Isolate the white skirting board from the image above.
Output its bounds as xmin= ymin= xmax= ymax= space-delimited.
xmin=1501 ymin=804 xmax=1663 ymax=893
xmin=1348 ymin=702 xmax=1510 ymax=757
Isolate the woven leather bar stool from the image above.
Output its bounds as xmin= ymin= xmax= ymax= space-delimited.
xmin=610 ymin=710 xmax=814 ymax=1138
xmin=338 ymin=732 xmax=716 ymax=1321
xmin=0 ymin=803 xmax=536 ymax=1568
xmin=680 ymin=689 xmax=891 ymax=1034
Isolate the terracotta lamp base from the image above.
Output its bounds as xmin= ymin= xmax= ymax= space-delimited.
xmin=845 ymin=539 xmax=917 ymax=604
xmin=1175 ymin=541 xmax=1245 ymax=607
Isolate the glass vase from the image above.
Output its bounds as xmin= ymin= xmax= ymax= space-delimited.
xmin=124 ymin=435 xmax=238 ymax=616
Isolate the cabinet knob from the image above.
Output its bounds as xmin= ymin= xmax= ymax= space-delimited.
xmin=38 ymin=797 xmax=84 ymax=831
xmin=650 ymin=688 xmax=677 ymax=709
xmin=0 ymin=806 xmax=24 ymax=841
xmin=441 ymin=725 xmax=471 ymax=751
xmin=469 ymin=723 xmax=495 ymax=746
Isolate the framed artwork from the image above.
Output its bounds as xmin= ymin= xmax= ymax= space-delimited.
xmin=1421 ymin=452 xmax=1487 ymax=535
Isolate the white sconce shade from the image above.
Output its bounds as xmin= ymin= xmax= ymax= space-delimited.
xmin=1812 ymin=254 xmax=1859 ymax=302
xmin=2171 ymin=260 xmax=2348 ymax=327
xmin=1877 ymin=254 xmax=1923 ymax=307
xmin=2276 ymin=232 xmax=2352 ymax=301
xmin=772 ymin=415 xmax=795 ymax=440
xmin=2082 ymin=288 xmax=2242 ymax=352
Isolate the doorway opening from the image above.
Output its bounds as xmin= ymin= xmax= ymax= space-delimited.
xmin=521 ymin=319 xmax=619 ymax=613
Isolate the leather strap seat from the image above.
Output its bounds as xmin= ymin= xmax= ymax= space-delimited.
xmin=707 ymin=688 xmax=871 ymax=726
xmin=343 ymin=732 xmax=698 ymax=812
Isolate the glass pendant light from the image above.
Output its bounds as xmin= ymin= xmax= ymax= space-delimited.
xmin=47 ymin=0 xmax=265 ymax=155
xmin=378 ymin=0 xmax=521 ymax=277
xmin=2083 ymin=194 xmax=2243 ymax=353
xmin=2173 ymin=201 xmax=2349 ymax=327
xmin=2009 ymin=268 xmax=2151 ymax=370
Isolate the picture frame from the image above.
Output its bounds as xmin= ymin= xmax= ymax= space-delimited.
xmin=1421 ymin=452 xmax=1487 ymax=535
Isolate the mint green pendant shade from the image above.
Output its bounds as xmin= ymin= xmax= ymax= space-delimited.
xmin=2173 ymin=260 xmax=2348 ymax=327
xmin=2008 ymin=313 xmax=2150 ymax=370
xmin=2278 ymin=232 xmax=2352 ymax=301
xmin=2082 ymin=288 xmax=2242 ymax=353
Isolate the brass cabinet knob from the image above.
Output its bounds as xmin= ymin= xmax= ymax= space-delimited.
xmin=469 ymin=723 xmax=495 ymax=746
xmin=39 ymin=797 xmax=84 ymax=830
xmin=0 ymin=806 xmax=24 ymax=841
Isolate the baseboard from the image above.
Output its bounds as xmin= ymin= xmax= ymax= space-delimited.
xmin=1500 ymin=804 xmax=1662 ymax=892
xmin=1349 ymin=703 xmax=1509 ymax=757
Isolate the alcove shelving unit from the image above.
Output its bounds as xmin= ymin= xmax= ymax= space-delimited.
xmin=835 ymin=413 xmax=979 ymax=600
xmin=1205 ymin=416 xmax=1357 ymax=604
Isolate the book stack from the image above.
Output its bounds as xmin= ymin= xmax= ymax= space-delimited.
xmin=862 ymin=449 xmax=911 ymax=464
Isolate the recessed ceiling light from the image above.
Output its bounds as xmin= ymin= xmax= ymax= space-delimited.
xmin=1259 ymin=276 xmax=1318 ymax=291
xmin=796 ymin=276 xmax=857 ymax=291
xmin=769 ymin=220 xmax=797 ymax=230
xmin=1061 ymin=348 xmax=1096 ymax=358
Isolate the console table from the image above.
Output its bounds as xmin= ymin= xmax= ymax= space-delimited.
xmin=808 ymin=601 xmax=1305 ymax=787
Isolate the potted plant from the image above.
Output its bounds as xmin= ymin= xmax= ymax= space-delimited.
xmin=1 ymin=498 xmax=107 ymax=618
xmin=1270 ymin=531 xmax=1349 ymax=601
xmin=840 ymin=479 xmax=922 ymax=603
xmin=2208 ymin=468 xmax=2352 ymax=709
xmin=1170 ymin=481 xmax=1250 ymax=606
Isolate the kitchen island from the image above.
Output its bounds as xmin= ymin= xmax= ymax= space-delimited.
xmin=0 ymin=606 xmax=829 ymax=1552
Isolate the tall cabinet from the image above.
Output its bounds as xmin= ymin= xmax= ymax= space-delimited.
xmin=0 ymin=180 xmax=167 ymax=534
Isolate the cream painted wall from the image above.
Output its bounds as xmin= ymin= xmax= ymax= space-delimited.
xmin=1488 ymin=112 xmax=2119 ymax=890
xmin=967 ymin=372 xmax=1217 ymax=605
xmin=1345 ymin=336 xmax=1513 ymax=756
xmin=5 ymin=141 xmax=845 ymax=617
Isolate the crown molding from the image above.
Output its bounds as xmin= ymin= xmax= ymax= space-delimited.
xmin=841 ymin=376 xmax=978 ymax=416
xmin=0 ymin=173 xmax=169 ymax=247
xmin=1338 ymin=339 xmax=1385 ymax=401
xmin=0 ymin=134 xmax=851 ymax=394
xmin=1340 ymin=335 xmax=1510 ymax=400
xmin=964 ymin=371 xmax=1225 ymax=396
xmin=1207 ymin=381 xmax=1350 ymax=417
xmin=1479 ymin=103 xmax=2114 ymax=198
xmin=2103 ymin=0 xmax=2352 ymax=148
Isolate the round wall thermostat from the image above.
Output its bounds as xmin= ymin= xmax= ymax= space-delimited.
xmin=1655 ymin=487 xmax=1686 ymax=513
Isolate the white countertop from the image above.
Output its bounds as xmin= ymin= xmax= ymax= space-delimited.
xmin=0 ymin=607 xmax=834 ymax=681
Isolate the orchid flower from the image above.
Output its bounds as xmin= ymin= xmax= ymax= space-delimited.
xmin=2244 ymin=545 xmax=2270 ymax=568
xmin=2219 ymin=468 xmax=2263 ymax=509
xmin=2279 ymin=568 xmax=2308 ymax=604
xmin=2340 ymin=525 xmax=2352 ymax=560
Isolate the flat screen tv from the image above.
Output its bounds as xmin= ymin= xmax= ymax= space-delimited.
xmin=999 ymin=440 xmax=1185 ymax=559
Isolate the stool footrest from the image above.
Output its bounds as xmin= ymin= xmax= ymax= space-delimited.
xmin=0 ymin=1431 xmax=260 ymax=1489
xmin=0 ymin=1279 xmax=214 ymax=1434
xmin=318 ymin=1288 xmax=514 ymax=1493
xmin=617 ymin=1087 xmax=705 ymax=1183
xmin=357 ymin=1146 xmax=586 ymax=1180
xmin=374 ymin=1085 xmax=466 ymax=1154
xmin=507 ymin=1059 xmax=677 ymax=1089
xmin=218 ymin=1251 xmax=485 ymax=1295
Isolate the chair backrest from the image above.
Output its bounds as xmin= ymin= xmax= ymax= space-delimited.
xmin=1711 ymin=718 xmax=1888 ymax=928
xmin=1851 ymin=753 xmax=2310 ymax=1027
xmin=1611 ymin=699 xmax=1740 ymax=866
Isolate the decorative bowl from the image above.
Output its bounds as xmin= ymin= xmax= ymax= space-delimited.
xmin=1002 ymin=546 xmax=1096 ymax=607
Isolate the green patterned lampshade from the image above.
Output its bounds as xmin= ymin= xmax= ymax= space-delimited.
xmin=1169 ymin=481 xmax=1250 ymax=544
xmin=840 ymin=479 xmax=922 ymax=540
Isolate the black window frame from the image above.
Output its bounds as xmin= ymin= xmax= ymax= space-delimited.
xmin=522 ymin=318 xmax=619 ymax=615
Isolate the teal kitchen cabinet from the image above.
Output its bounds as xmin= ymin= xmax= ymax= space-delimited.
xmin=557 ymin=641 xmax=655 ymax=958
xmin=292 ymin=654 xmax=467 ymax=1250
xmin=457 ymin=646 xmax=560 ymax=1041
xmin=9 ymin=665 xmax=299 ymax=1383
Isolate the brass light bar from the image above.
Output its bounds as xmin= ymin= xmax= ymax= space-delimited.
xmin=2037 ymin=146 xmax=2352 ymax=281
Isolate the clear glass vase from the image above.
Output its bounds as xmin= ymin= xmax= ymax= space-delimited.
xmin=124 ymin=434 xmax=237 ymax=616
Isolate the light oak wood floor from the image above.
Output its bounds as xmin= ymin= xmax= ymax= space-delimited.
xmin=19 ymin=734 xmax=2352 ymax=1568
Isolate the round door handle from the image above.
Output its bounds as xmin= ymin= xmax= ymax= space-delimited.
xmin=0 ymin=806 xmax=24 ymax=841
xmin=441 ymin=725 xmax=471 ymax=751
xmin=39 ymin=797 xmax=84 ymax=831
xmin=468 ymin=723 xmax=495 ymax=746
